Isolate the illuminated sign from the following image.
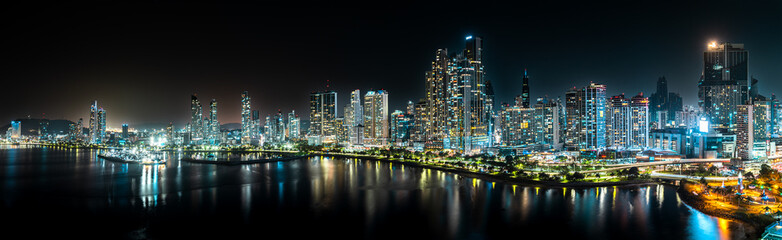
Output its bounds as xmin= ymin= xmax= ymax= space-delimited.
xmin=698 ymin=118 xmax=709 ymax=133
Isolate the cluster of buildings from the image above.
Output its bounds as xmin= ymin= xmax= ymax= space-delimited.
xmin=5 ymin=37 xmax=782 ymax=166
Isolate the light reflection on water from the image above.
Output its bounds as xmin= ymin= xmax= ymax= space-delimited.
xmin=0 ymin=147 xmax=756 ymax=239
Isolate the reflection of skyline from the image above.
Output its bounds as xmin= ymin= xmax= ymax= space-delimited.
xmin=0 ymin=147 xmax=749 ymax=239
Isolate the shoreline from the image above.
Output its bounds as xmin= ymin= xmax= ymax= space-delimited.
xmin=676 ymin=181 xmax=773 ymax=239
xmin=314 ymin=152 xmax=658 ymax=188
xmin=180 ymin=154 xmax=313 ymax=165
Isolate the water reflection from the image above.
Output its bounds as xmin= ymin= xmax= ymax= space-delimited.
xmin=0 ymin=146 xmax=756 ymax=239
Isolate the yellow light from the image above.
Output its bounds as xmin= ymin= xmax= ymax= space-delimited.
xmin=709 ymin=41 xmax=717 ymax=48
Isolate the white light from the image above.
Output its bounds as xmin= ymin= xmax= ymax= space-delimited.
xmin=466 ymin=36 xmax=472 ymax=40
xmin=698 ymin=119 xmax=709 ymax=133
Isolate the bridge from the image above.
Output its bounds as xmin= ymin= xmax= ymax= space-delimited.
xmin=580 ymin=158 xmax=731 ymax=174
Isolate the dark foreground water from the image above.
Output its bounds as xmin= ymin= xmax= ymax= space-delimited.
xmin=0 ymin=146 xmax=753 ymax=239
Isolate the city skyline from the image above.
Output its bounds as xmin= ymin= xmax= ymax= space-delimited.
xmin=2 ymin=1 xmax=781 ymax=129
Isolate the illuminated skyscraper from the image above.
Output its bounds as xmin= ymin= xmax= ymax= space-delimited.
xmin=122 ymin=124 xmax=128 ymax=139
xmin=446 ymin=36 xmax=493 ymax=153
xmin=425 ymin=49 xmax=449 ymax=149
xmin=209 ymin=99 xmax=219 ymax=143
xmin=89 ymin=100 xmax=98 ymax=144
xmin=698 ymin=42 xmax=749 ymax=128
xmin=630 ymin=94 xmax=649 ymax=148
xmin=520 ymin=69 xmax=530 ymax=108
xmin=287 ymin=111 xmax=300 ymax=140
xmin=564 ymin=83 xmax=606 ymax=150
xmin=736 ymin=104 xmax=753 ymax=159
xmin=190 ymin=94 xmax=203 ymax=144
xmin=241 ymin=91 xmax=252 ymax=144
xmin=309 ymin=91 xmax=337 ymax=143
xmin=97 ymin=108 xmax=106 ymax=144
xmin=390 ymin=110 xmax=413 ymax=146
xmin=499 ymin=103 xmax=534 ymax=147
xmin=9 ymin=121 xmax=21 ymax=139
xmin=533 ymin=97 xmax=560 ymax=147
xmin=344 ymin=89 xmax=362 ymax=144
xmin=363 ymin=90 xmax=389 ymax=145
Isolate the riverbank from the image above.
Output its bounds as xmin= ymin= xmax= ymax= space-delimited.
xmin=315 ymin=152 xmax=657 ymax=188
xmin=677 ymin=181 xmax=773 ymax=239
xmin=180 ymin=154 xmax=313 ymax=165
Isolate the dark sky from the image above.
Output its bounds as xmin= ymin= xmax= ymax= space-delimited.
xmin=2 ymin=0 xmax=781 ymax=129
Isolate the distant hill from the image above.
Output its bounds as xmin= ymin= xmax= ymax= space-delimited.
xmin=221 ymin=123 xmax=241 ymax=130
xmin=1 ymin=119 xmax=75 ymax=136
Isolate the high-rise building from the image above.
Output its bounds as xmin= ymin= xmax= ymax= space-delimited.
xmin=753 ymin=100 xmax=771 ymax=140
xmin=499 ymin=104 xmax=535 ymax=147
xmin=675 ymin=105 xmax=700 ymax=129
xmin=698 ymin=42 xmax=749 ymax=128
xmin=630 ymin=94 xmax=650 ymax=148
xmin=411 ymin=100 xmax=428 ymax=144
xmin=89 ymin=101 xmax=98 ymax=144
xmin=425 ymin=49 xmax=449 ymax=149
xmin=533 ymin=97 xmax=560 ymax=147
xmin=241 ymin=91 xmax=252 ymax=144
xmin=287 ymin=111 xmax=300 ymax=140
xmin=390 ymin=110 xmax=413 ymax=146
xmin=565 ymin=83 xmax=607 ymax=150
xmin=363 ymin=90 xmax=389 ymax=145
xmin=122 ymin=124 xmax=129 ymax=139
xmin=607 ymin=94 xmax=631 ymax=149
xmin=209 ymin=99 xmax=219 ymax=143
xmin=520 ymin=69 xmax=530 ymax=108
xmin=736 ymin=104 xmax=753 ymax=159
xmin=309 ymin=91 xmax=337 ymax=143
xmin=446 ymin=36 xmax=493 ymax=153
xmin=649 ymin=77 xmax=683 ymax=124
xmin=190 ymin=94 xmax=204 ymax=144
xmin=344 ymin=89 xmax=363 ymax=145
xmin=97 ymin=108 xmax=106 ymax=144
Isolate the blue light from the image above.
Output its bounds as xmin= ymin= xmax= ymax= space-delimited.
xmin=466 ymin=35 xmax=473 ymax=40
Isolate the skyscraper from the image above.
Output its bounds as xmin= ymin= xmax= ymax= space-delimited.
xmin=520 ymin=69 xmax=530 ymax=108
xmin=209 ymin=99 xmax=219 ymax=143
xmin=97 ymin=107 xmax=106 ymax=144
xmin=287 ymin=111 xmax=300 ymax=140
xmin=565 ymin=83 xmax=607 ymax=150
xmin=363 ymin=90 xmax=389 ymax=145
xmin=499 ymin=103 xmax=535 ymax=147
xmin=122 ymin=124 xmax=128 ymax=139
xmin=607 ymin=94 xmax=631 ymax=149
xmin=241 ymin=91 xmax=252 ymax=144
xmin=390 ymin=110 xmax=413 ymax=146
xmin=698 ymin=42 xmax=749 ymax=128
xmin=650 ymin=77 xmax=683 ymax=125
xmin=190 ymin=94 xmax=203 ymax=144
xmin=344 ymin=89 xmax=363 ymax=144
xmin=533 ymin=97 xmax=560 ymax=147
xmin=309 ymin=91 xmax=337 ymax=143
xmin=446 ymin=36 xmax=493 ymax=153
xmin=89 ymin=100 xmax=98 ymax=144
xmin=630 ymin=93 xmax=649 ymax=148
xmin=736 ymin=104 xmax=753 ymax=159
xmin=425 ymin=49 xmax=449 ymax=149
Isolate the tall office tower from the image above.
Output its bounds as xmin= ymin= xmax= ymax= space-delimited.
xmin=190 ymin=94 xmax=204 ymax=144
xmin=630 ymin=93 xmax=649 ymax=148
xmin=209 ymin=99 xmax=218 ymax=142
xmin=499 ymin=103 xmax=535 ymax=147
xmin=241 ymin=91 xmax=252 ymax=144
xmin=565 ymin=83 xmax=607 ymax=150
xmin=424 ymin=49 xmax=449 ymax=149
xmin=772 ymin=95 xmax=782 ymax=137
xmin=89 ymin=100 xmax=98 ymax=143
xmin=344 ymin=89 xmax=363 ymax=144
xmin=649 ymin=76 xmax=683 ymax=123
xmin=607 ymin=94 xmax=631 ymax=149
xmin=446 ymin=36 xmax=492 ymax=153
xmin=520 ymin=69 xmax=530 ymax=108
xmin=675 ymin=105 xmax=700 ymax=129
xmin=97 ymin=108 xmax=106 ymax=143
xmin=122 ymin=124 xmax=128 ymax=139
xmin=263 ymin=115 xmax=272 ymax=141
xmin=533 ymin=97 xmax=560 ymax=147
xmin=698 ymin=42 xmax=749 ymax=128
xmin=580 ymin=83 xmax=607 ymax=149
xmin=275 ymin=111 xmax=286 ymax=143
xmin=564 ymin=88 xmax=580 ymax=150
xmin=736 ymin=104 xmax=753 ymax=159
xmin=252 ymin=110 xmax=261 ymax=140
xmin=166 ymin=122 xmax=174 ymax=146
xmin=287 ymin=111 xmax=300 ymax=140
xmin=390 ymin=110 xmax=413 ymax=146
xmin=309 ymin=91 xmax=337 ymax=141
xmin=411 ymin=100 xmax=428 ymax=144
xmin=334 ymin=118 xmax=348 ymax=143
xmin=753 ymin=100 xmax=771 ymax=140
xmin=363 ymin=90 xmax=389 ymax=145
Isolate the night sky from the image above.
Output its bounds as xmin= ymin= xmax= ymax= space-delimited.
xmin=2 ymin=1 xmax=781 ymax=129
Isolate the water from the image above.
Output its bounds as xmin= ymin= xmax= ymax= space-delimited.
xmin=0 ymin=146 xmax=754 ymax=239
